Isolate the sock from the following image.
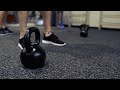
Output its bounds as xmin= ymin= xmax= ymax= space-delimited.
xmin=44 ymin=31 xmax=52 ymax=37
xmin=2 ymin=26 xmax=6 ymax=29
xmin=20 ymin=36 xmax=24 ymax=39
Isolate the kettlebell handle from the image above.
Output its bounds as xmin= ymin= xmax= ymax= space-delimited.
xmin=80 ymin=24 xmax=89 ymax=31
xmin=24 ymin=27 xmax=40 ymax=48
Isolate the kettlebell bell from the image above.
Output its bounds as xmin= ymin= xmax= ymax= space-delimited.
xmin=80 ymin=24 xmax=89 ymax=37
xmin=20 ymin=27 xmax=46 ymax=69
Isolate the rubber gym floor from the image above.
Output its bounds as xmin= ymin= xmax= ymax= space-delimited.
xmin=0 ymin=26 xmax=120 ymax=79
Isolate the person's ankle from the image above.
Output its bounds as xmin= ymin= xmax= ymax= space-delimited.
xmin=44 ymin=31 xmax=52 ymax=37
xmin=20 ymin=36 xmax=24 ymax=39
xmin=0 ymin=26 xmax=7 ymax=30
xmin=2 ymin=26 xmax=6 ymax=29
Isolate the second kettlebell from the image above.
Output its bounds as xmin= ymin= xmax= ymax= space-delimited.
xmin=80 ymin=24 xmax=89 ymax=37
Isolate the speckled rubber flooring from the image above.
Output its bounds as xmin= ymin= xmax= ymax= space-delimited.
xmin=0 ymin=26 xmax=120 ymax=79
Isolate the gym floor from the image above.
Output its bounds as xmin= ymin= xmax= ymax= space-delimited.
xmin=0 ymin=26 xmax=120 ymax=79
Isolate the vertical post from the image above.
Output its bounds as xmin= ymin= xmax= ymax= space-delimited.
xmin=86 ymin=11 xmax=89 ymax=26
xmin=68 ymin=11 xmax=72 ymax=28
xmin=99 ymin=11 xmax=102 ymax=30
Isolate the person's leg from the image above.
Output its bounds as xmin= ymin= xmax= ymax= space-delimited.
xmin=56 ymin=11 xmax=64 ymax=29
xmin=18 ymin=11 xmax=28 ymax=39
xmin=0 ymin=11 xmax=7 ymax=35
xmin=0 ymin=11 xmax=7 ymax=27
xmin=18 ymin=11 xmax=28 ymax=49
xmin=2 ymin=12 xmax=14 ymax=34
xmin=42 ymin=11 xmax=52 ymax=36
xmin=56 ymin=11 xmax=62 ymax=24
xmin=1 ymin=11 xmax=8 ymax=28
xmin=42 ymin=11 xmax=66 ymax=46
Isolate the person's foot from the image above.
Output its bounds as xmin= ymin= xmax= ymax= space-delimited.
xmin=42 ymin=33 xmax=66 ymax=46
xmin=18 ymin=38 xmax=25 ymax=49
xmin=3 ymin=27 xmax=14 ymax=34
xmin=4 ymin=27 xmax=14 ymax=34
xmin=0 ymin=28 xmax=6 ymax=36
xmin=57 ymin=24 xmax=65 ymax=29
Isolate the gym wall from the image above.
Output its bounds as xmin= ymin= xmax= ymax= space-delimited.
xmin=63 ymin=11 xmax=120 ymax=29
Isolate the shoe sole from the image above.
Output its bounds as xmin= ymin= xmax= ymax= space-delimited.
xmin=0 ymin=34 xmax=6 ymax=36
xmin=42 ymin=40 xmax=66 ymax=47
xmin=0 ymin=33 xmax=13 ymax=36
xmin=18 ymin=43 xmax=24 ymax=49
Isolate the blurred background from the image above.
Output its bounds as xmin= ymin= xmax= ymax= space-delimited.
xmin=6 ymin=11 xmax=120 ymax=30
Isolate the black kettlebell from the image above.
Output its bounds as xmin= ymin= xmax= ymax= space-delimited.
xmin=80 ymin=24 xmax=89 ymax=37
xmin=20 ymin=27 xmax=46 ymax=69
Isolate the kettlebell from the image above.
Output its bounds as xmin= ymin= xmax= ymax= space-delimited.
xmin=20 ymin=27 xmax=46 ymax=69
xmin=80 ymin=24 xmax=89 ymax=37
